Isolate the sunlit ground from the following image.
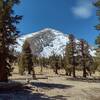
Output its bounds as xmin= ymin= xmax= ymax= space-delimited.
xmin=0 ymin=66 xmax=100 ymax=100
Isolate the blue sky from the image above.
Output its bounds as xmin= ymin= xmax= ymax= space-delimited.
xmin=14 ymin=0 xmax=98 ymax=45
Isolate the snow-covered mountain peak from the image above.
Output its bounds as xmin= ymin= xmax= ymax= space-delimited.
xmin=16 ymin=28 xmax=96 ymax=57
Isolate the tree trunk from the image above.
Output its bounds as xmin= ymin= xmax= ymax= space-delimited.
xmin=72 ymin=65 xmax=76 ymax=78
xmin=72 ymin=52 xmax=76 ymax=78
xmin=54 ymin=65 xmax=58 ymax=74
xmin=69 ymin=70 xmax=71 ymax=76
xmin=83 ymin=65 xmax=87 ymax=78
xmin=28 ymin=68 xmax=31 ymax=74
xmin=55 ymin=68 xmax=58 ymax=74
xmin=32 ymin=67 xmax=36 ymax=79
xmin=0 ymin=65 xmax=8 ymax=82
xmin=40 ymin=65 xmax=43 ymax=73
xmin=65 ymin=72 xmax=68 ymax=76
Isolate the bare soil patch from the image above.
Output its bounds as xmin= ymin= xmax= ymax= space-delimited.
xmin=0 ymin=67 xmax=100 ymax=100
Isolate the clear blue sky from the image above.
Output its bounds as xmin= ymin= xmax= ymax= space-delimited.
xmin=14 ymin=0 xmax=98 ymax=45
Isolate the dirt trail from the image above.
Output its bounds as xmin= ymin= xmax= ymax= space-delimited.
xmin=0 ymin=68 xmax=100 ymax=100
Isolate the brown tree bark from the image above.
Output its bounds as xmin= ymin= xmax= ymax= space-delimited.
xmin=0 ymin=64 xmax=8 ymax=82
xmin=32 ymin=67 xmax=36 ymax=79
xmin=83 ymin=64 xmax=87 ymax=78
xmin=0 ymin=55 xmax=8 ymax=82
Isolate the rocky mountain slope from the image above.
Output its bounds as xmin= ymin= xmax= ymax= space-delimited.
xmin=16 ymin=28 xmax=96 ymax=57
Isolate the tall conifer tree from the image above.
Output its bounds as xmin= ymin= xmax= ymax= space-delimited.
xmin=78 ymin=39 xmax=89 ymax=77
xmin=22 ymin=40 xmax=33 ymax=74
xmin=0 ymin=0 xmax=22 ymax=82
xmin=94 ymin=0 xmax=100 ymax=71
xmin=65 ymin=34 xmax=77 ymax=77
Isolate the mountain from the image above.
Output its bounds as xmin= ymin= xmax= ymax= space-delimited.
xmin=16 ymin=28 xmax=96 ymax=57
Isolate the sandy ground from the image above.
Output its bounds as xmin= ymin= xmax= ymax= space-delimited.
xmin=0 ymin=67 xmax=100 ymax=100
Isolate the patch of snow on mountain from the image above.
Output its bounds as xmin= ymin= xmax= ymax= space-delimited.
xmin=16 ymin=28 xmax=96 ymax=57
xmin=40 ymin=29 xmax=67 ymax=57
xmin=89 ymin=47 xmax=96 ymax=57
xmin=15 ymin=32 xmax=39 ymax=52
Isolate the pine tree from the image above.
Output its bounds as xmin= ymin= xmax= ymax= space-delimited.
xmin=86 ymin=55 xmax=95 ymax=76
xmin=32 ymin=55 xmax=39 ymax=67
xmin=95 ymin=35 xmax=100 ymax=68
xmin=65 ymin=34 xmax=77 ymax=77
xmin=38 ymin=57 xmax=45 ymax=73
xmin=18 ymin=54 xmax=25 ymax=75
xmin=64 ymin=44 xmax=72 ymax=76
xmin=0 ymin=0 xmax=22 ymax=82
xmin=49 ymin=53 xmax=60 ymax=74
xmin=78 ymin=39 xmax=90 ymax=77
xmin=94 ymin=0 xmax=100 ymax=72
xmin=22 ymin=40 xmax=33 ymax=75
xmin=53 ymin=55 xmax=61 ymax=74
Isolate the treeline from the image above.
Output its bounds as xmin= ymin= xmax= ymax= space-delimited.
xmin=18 ymin=33 xmax=98 ymax=78
xmin=17 ymin=1 xmax=100 ymax=79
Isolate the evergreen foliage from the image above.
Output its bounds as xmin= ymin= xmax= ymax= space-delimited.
xmin=49 ymin=53 xmax=62 ymax=74
xmin=22 ymin=40 xmax=33 ymax=74
xmin=65 ymin=34 xmax=77 ymax=77
xmin=94 ymin=0 xmax=100 ymax=72
xmin=78 ymin=39 xmax=90 ymax=77
xmin=0 ymin=0 xmax=22 ymax=82
xmin=18 ymin=54 xmax=25 ymax=75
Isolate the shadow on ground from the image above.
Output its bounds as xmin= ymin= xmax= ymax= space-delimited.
xmin=31 ymin=81 xmax=73 ymax=90
xmin=0 ymin=81 xmax=72 ymax=100
xmin=0 ymin=90 xmax=68 ymax=100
